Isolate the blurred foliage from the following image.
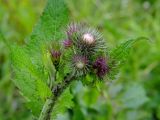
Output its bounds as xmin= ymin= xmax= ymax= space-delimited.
xmin=0 ymin=0 xmax=46 ymax=119
xmin=0 ymin=0 xmax=160 ymax=120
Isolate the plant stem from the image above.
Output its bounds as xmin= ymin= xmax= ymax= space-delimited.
xmin=38 ymin=73 xmax=75 ymax=120
xmin=38 ymin=95 xmax=56 ymax=120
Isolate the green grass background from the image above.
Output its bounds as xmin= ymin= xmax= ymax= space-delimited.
xmin=0 ymin=0 xmax=160 ymax=120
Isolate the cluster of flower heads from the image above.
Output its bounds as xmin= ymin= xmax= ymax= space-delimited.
xmin=51 ymin=23 xmax=109 ymax=79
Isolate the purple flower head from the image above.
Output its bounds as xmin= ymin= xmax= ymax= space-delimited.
xmin=67 ymin=23 xmax=79 ymax=39
xmin=63 ymin=39 xmax=73 ymax=48
xmin=93 ymin=57 xmax=109 ymax=78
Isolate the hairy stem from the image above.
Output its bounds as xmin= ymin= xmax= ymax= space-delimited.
xmin=38 ymin=73 xmax=75 ymax=120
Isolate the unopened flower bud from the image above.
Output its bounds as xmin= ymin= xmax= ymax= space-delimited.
xmin=50 ymin=50 xmax=61 ymax=70
xmin=93 ymin=57 xmax=109 ymax=78
xmin=51 ymin=50 xmax=61 ymax=60
xmin=63 ymin=39 xmax=72 ymax=48
xmin=67 ymin=23 xmax=79 ymax=39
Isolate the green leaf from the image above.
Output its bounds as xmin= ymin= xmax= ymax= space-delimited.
xmin=108 ymin=37 xmax=148 ymax=79
xmin=26 ymin=0 xmax=69 ymax=56
xmin=36 ymin=80 xmax=52 ymax=102
xmin=11 ymin=45 xmax=48 ymax=116
xmin=10 ymin=0 xmax=69 ymax=117
xmin=51 ymin=88 xmax=74 ymax=119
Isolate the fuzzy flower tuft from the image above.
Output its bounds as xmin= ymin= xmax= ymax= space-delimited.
xmin=93 ymin=57 xmax=109 ymax=78
xmin=82 ymin=33 xmax=95 ymax=44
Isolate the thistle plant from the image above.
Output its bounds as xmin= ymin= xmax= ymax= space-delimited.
xmin=1 ymin=0 xmax=147 ymax=120
xmin=36 ymin=23 xmax=109 ymax=120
